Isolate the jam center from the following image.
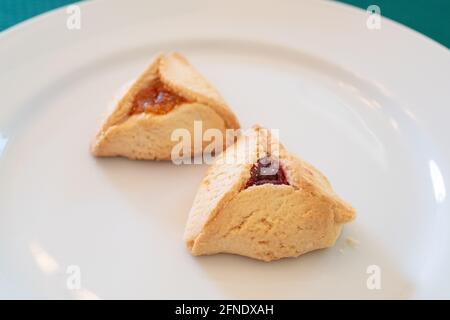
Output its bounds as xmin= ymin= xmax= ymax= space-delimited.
xmin=245 ymin=156 xmax=289 ymax=188
xmin=128 ymin=79 xmax=187 ymax=115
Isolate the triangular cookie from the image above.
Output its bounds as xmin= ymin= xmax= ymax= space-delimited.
xmin=92 ymin=52 xmax=240 ymax=160
xmin=184 ymin=125 xmax=355 ymax=261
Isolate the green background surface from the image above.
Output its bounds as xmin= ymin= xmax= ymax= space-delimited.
xmin=0 ymin=0 xmax=449 ymax=48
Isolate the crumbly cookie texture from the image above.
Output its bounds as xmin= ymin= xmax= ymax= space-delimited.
xmin=184 ymin=125 xmax=356 ymax=262
xmin=91 ymin=52 xmax=240 ymax=160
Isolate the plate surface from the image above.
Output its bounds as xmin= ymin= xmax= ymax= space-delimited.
xmin=1 ymin=0 xmax=449 ymax=299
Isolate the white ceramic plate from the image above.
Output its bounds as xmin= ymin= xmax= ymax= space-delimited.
xmin=1 ymin=0 xmax=449 ymax=299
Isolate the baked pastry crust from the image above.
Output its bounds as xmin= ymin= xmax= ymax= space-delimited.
xmin=184 ymin=125 xmax=356 ymax=261
xmin=91 ymin=52 xmax=240 ymax=160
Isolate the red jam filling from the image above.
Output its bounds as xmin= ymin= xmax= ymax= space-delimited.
xmin=128 ymin=79 xmax=188 ymax=115
xmin=245 ymin=156 xmax=289 ymax=189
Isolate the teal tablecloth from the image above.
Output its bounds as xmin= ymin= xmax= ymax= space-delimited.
xmin=0 ymin=0 xmax=449 ymax=48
